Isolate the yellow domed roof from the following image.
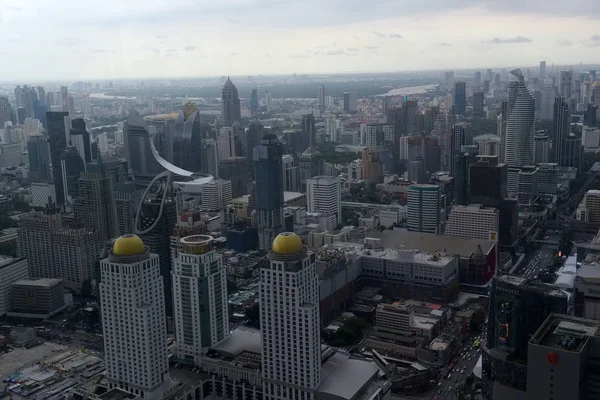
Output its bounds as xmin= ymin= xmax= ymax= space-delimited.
xmin=112 ymin=234 xmax=145 ymax=256
xmin=272 ymin=232 xmax=303 ymax=255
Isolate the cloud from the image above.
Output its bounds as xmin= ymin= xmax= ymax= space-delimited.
xmin=558 ymin=40 xmax=573 ymax=46
xmin=90 ymin=48 xmax=114 ymax=53
xmin=166 ymin=48 xmax=177 ymax=52
xmin=346 ymin=47 xmax=359 ymax=52
xmin=55 ymin=38 xmax=79 ymax=47
xmin=315 ymin=49 xmax=356 ymax=56
xmin=373 ymin=31 xmax=402 ymax=39
xmin=592 ymin=34 xmax=600 ymax=41
xmin=440 ymin=42 xmax=452 ymax=47
xmin=156 ymin=35 xmax=167 ymax=40
xmin=4 ymin=6 xmax=22 ymax=11
xmin=483 ymin=36 xmax=533 ymax=44
xmin=184 ymin=45 xmax=197 ymax=52
xmin=289 ymin=54 xmax=310 ymax=59
xmin=365 ymin=45 xmax=379 ymax=50
xmin=230 ymin=52 xmax=239 ymax=56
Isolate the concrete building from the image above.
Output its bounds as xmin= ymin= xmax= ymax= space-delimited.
xmin=30 ymin=182 xmax=57 ymax=208
xmin=9 ymin=278 xmax=66 ymax=318
xmin=533 ymin=134 xmax=550 ymax=164
xmin=536 ymin=163 xmax=558 ymax=196
xmin=100 ymin=235 xmax=172 ymax=400
xmin=201 ymin=179 xmax=232 ymax=210
xmin=527 ymin=314 xmax=600 ymax=400
xmin=0 ymin=256 xmax=29 ymax=317
xmin=53 ymin=228 xmax=99 ymax=293
xmin=282 ymin=154 xmax=300 ymax=192
xmin=17 ymin=210 xmax=62 ymax=279
xmin=473 ymin=134 xmax=501 ymax=157
xmin=307 ymin=176 xmax=342 ymax=228
xmin=517 ymin=166 xmax=538 ymax=206
xmin=172 ymin=235 xmax=229 ymax=366
xmin=115 ymin=181 xmax=141 ymax=236
xmin=407 ymin=184 xmax=441 ymax=234
xmin=577 ymin=190 xmax=600 ymax=224
xmin=343 ymin=92 xmax=358 ymax=113
xmin=347 ymin=159 xmax=362 ymax=181
xmin=260 ymin=233 xmax=321 ymax=400
xmin=362 ymin=148 xmax=381 ymax=184
xmin=376 ymin=301 xmax=439 ymax=340
xmin=218 ymin=127 xmax=236 ymax=160
xmin=445 ymin=205 xmax=499 ymax=241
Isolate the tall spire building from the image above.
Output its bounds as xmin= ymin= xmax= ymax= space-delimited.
xmin=253 ymin=130 xmax=284 ymax=250
xmin=221 ymin=78 xmax=241 ymax=127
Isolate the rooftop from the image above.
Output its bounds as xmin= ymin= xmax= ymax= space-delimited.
xmin=376 ymin=230 xmax=496 ymax=257
xmin=211 ymin=326 xmax=262 ymax=356
xmin=13 ymin=278 xmax=62 ymax=288
xmin=317 ymin=352 xmax=381 ymax=400
xmin=531 ymin=314 xmax=600 ymax=353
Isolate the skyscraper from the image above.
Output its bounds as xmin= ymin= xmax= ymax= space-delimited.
xmin=250 ymin=89 xmax=259 ymax=114
xmin=221 ymin=77 xmax=241 ymax=126
xmin=60 ymin=146 xmax=85 ymax=205
xmin=343 ymin=92 xmax=358 ymax=113
xmin=306 ymin=175 xmax=342 ymax=226
xmin=539 ymin=60 xmax=546 ymax=77
xmin=138 ymin=195 xmax=177 ymax=316
xmin=253 ymin=131 xmax=284 ymax=250
xmin=260 ymin=232 xmax=320 ymax=400
xmin=124 ymin=110 xmax=164 ymax=182
xmin=504 ymin=69 xmax=535 ymax=192
xmin=317 ymin=84 xmax=325 ymax=112
xmin=473 ymin=91 xmax=485 ymax=118
xmin=560 ymin=70 xmax=573 ymax=99
xmin=299 ymin=147 xmax=324 ymax=191
xmin=218 ymin=127 xmax=236 ymax=159
xmin=27 ymin=135 xmax=51 ymax=181
xmin=454 ymin=145 xmax=478 ymax=205
xmin=201 ymin=139 xmax=219 ymax=178
xmin=407 ymin=184 xmax=441 ymax=234
xmin=53 ymin=227 xmax=99 ymax=293
xmin=100 ymin=235 xmax=171 ymax=400
xmin=553 ymin=96 xmax=571 ymax=165
xmin=482 ymin=275 xmax=567 ymax=399
xmin=17 ymin=209 xmax=62 ymax=279
xmin=73 ymin=161 xmax=118 ymax=245
xmin=172 ymin=235 xmax=229 ymax=365
xmin=115 ymin=181 xmax=141 ymax=236
xmin=454 ymin=81 xmax=467 ymax=115
xmin=450 ymin=122 xmax=469 ymax=176
xmin=46 ymin=111 xmax=70 ymax=205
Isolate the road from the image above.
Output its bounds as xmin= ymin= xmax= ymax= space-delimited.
xmin=431 ymin=347 xmax=481 ymax=400
xmin=392 ymin=336 xmax=482 ymax=400
xmin=516 ymin=243 xmax=557 ymax=279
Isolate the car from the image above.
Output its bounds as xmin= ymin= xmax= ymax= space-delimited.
xmin=446 ymin=374 xmax=452 ymax=379
xmin=461 ymin=370 xmax=464 ymax=374
xmin=434 ymin=397 xmax=439 ymax=400
xmin=448 ymin=386 xmax=452 ymax=391
xmin=437 ymin=389 xmax=442 ymax=394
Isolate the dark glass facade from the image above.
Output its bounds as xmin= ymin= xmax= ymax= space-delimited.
xmin=46 ymin=111 xmax=69 ymax=205
xmin=482 ymin=275 xmax=568 ymax=398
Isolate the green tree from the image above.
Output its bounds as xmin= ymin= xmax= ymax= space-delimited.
xmin=470 ymin=309 xmax=485 ymax=331
xmin=80 ymin=279 xmax=93 ymax=298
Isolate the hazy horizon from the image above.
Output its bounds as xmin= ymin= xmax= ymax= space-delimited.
xmin=3 ymin=0 xmax=600 ymax=81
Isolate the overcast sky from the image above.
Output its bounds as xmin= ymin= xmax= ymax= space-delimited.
xmin=2 ymin=0 xmax=600 ymax=81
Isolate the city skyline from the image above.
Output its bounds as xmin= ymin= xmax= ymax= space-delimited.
xmin=3 ymin=0 xmax=600 ymax=80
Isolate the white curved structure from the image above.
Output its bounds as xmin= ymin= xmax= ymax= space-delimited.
xmin=134 ymin=116 xmax=214 ymax=235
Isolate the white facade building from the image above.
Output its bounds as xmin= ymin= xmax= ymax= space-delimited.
xmin=201 ymin=179 xmax=232 ymax=210
xmin=100 ymin=234 xmax=171 ymax=400
xmin=407 ymin=184 xmax=441 ymax=234
xmin=282 ymin=155 xmax=300 ymax=192
xmin=0 ymin=256 xmax=29 ymax=317
xmin=306 ymin=176 xmax=342 ymax=227
xmin=260 ymin=233 xmax=321 ymax=400
xmin=218 ymin=127 xmax=236 ymax=160
xmin=172 ymin=235 xmax=229 ymax=366
xmin=348 ymin=159 xmax=362 ymax=181
xmin=445 ymin=205 xmax=499 ymax=241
